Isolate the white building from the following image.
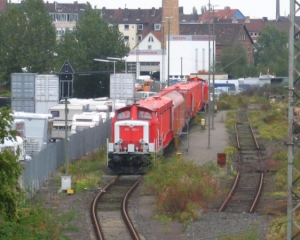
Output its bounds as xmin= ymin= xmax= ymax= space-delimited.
xmin=125 ymin=33 xmax=214 ymax=83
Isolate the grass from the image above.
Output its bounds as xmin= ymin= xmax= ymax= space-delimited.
xmin=59 ymin=147 xmax=107 ymax=193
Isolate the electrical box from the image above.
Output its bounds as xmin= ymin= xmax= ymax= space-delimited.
xmin=61 ymin=176 xmax=71 ymax=190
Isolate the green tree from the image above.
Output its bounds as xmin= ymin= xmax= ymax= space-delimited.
xmin=192 ymin=6 xmax=198 ymax=15
xmin=216 ymin=44 xmax=257 ymax=78
xmin=254 ymin=24 xmax=288 ymax=76
xmin=0 ymin=0 xmax=56 ymax=88
xmin=55 ymin=3 xmax=130 ymax=98
xmin=0 ymin=107 xmax=23 ymax=220
xmin=201 ymin=6 xmax=207 ymax=14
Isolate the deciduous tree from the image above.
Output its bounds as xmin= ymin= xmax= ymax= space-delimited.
xmin=55 ymin=3 xmax=130 ymax=98
xmin=254 ymin=24 xmax=288 ymax=76
xmin=0 ymin=0 xmax=56 ymax=88
xmin=0 ymin=107 xmax=23 ymax=220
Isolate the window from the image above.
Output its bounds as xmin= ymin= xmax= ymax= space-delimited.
xmin=154 ymin=24 xmax=161 ymax=31
xmin=51 ymin=111 xmax=60 ymax=118
xmin=148 ymin=45 xmax=152 ymax=50
xmin=124 ymin=25 xmax=129 ymax=31
xmin=117 ymin=110 xmax=131 ymax=120
xmin=138 ymin=35 xmax=142 ymax=41
xmin=124 ymin=36 xmax=129 ymax=42
xmin=138 ymin=110 xmax=152 ymax=120
xmin=138 ymin=24 xmax=143 ymax=30
xmin=148 ymin=36 xmax=154 ymax=42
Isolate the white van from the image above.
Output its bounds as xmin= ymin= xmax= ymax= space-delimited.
xmin=134 ymin=91 xmax=157 ymax=101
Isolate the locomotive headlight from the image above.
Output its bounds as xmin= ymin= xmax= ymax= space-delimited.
xmin=114 ymin=143 xmax=120 ymax=152
xmin=139 ymin=139 xmax=144 ymax=144
xmin=143 ymin=143 xmax=149 ymax=152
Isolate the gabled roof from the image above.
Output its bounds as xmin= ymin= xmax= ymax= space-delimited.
xmin=45 ymin=2 xmax=86 ymax=13
xmin=200 ymin=7 xmax=245 ymax=23
xmin=101 ymin=7 xmax=163 ymax=24
xmin=180 ymin=14 xmax=201 ymax=23
xmin=151 ymin=31 xmax=162 ymax=42
xmin=180 ymin=23 xmax=253 ymax=45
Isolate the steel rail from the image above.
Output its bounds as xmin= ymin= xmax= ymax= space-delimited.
xmin=249 ymin=172 xmax=264 ymax=213
xmin=218 ymin=172 xmax=241 ymax=212
xmin=122 ymin=176 xmax=143 ymax=240
xmin=91 ymin=175 xmax=120 ymax=240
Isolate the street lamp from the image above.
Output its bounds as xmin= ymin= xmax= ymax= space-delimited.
xmin=165 ymin=16 xmax=173 ymax=87
xmin=94 ymin=57 xmax=122 ymax=111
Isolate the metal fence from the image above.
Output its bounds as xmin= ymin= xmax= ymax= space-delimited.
xmin=20 ymin=119 xmax=111 ymax=196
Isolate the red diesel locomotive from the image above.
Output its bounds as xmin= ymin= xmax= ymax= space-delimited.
xmin=107 ymin=77 xmax=208 ymax=174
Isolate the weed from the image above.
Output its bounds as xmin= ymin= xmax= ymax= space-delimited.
xmin=144 ymin=155 xmax=219 ymax=225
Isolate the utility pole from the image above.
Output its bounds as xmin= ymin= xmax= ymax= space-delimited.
xmin=211 ymin=4 xmax=218 ymax=130
xmin=64 ymin=97 xmax=69 ymax=175
xmin=207 ymin=0 xmax=211 ymax=149
xmin=287 ymin=1 xmax=297 ymax=239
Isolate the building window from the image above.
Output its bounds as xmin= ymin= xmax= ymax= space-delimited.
xmin=148 ymin=45 xmax=152 ymax=50
xmin=154 ymin=24 xmax=161 ymax=31
xmin=124 ymin=25 xmax=129 ymax=31
xmin=148 ymin=36 xmax=154 ymax=42
xmin=138 ymin=24 xmax=143 ymax=30
xmin=124 ymin=36 xmax=129 ymax=42
xmin=138 ymin=35 xmax=142 ymax=41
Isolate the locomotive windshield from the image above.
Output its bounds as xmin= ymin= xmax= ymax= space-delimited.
xmin=116 ymin=110 xmax=131 ymax=120
xmin=138 ymin=110 xmax=152 ymax=120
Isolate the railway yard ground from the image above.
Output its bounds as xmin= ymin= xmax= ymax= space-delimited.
xmin=33 ymin=109 xmax=285 ymax=240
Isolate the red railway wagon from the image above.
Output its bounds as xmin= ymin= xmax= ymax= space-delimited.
xmin=187 ymin=76 xmax=209 ymax=107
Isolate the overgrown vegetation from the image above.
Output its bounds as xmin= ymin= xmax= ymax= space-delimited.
xmin=0 ymin=141 xmax=106 ymax=239
xmin=144 ymin=156 xmax=220 ymax=225
xmin=59 ymin=148 xmax=106 ymax=193
xmin=218 ymin=87 xmax=294 ymax=239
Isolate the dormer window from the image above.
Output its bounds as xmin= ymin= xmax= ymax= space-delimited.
xmin=154 ymin=24 xmax=161 ymax=31
xmin=138 ymin=24 xmax=143 ymax=30
xmin=148 ymin=36 xmax=154 ymax=42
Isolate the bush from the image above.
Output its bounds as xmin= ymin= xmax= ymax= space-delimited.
xmin=144 ymin=156 xmax=219 ymax=223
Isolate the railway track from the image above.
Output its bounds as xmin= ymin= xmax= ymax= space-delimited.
xmin=91 ymin=175 xmax=142 ymax=240
xmin=219 ymin=110 xmax=264 ymax=213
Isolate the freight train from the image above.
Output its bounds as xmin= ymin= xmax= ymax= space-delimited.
xmin=107 ymin=77 xmax=209 ymax=174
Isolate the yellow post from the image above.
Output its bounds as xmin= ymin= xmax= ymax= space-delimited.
xmin=201 ymin=118 xmax=206 ymax=129
xmin=175 ymin=136 xmax=179 ymax=148
xmin=176 ymin=152 xmax=182 ymax=160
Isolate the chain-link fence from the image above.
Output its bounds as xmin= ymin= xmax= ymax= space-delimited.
xmin=20 ymin=119 xmax=111 ymax=196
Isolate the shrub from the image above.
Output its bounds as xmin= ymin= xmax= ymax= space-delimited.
xmin=144 ymin=156 xmax=219 ymax=223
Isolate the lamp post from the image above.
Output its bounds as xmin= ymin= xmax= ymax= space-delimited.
xmin=94 ymin=57 xmax=122 ymax=111
xmin=165 ymin=16 xmax=173 ymax=87
xmin=211 ymin=4 xmax=218 ymax=130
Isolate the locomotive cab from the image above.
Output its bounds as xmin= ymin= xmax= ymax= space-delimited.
xmin=108 ymin=105 xmax=157 ymax=174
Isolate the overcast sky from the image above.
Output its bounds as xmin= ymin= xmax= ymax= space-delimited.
xmin=45 ymin=0 xmax=290 ymax=20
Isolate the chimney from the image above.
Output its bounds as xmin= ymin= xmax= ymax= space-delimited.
xmin=245 ymin=16 xmax=250 ymax=23
xmin=162 ymin=0 xmax=180 ymax=49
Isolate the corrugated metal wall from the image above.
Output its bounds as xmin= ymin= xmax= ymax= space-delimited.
xmin=20 ymin=119 xmax=111 ymax=196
